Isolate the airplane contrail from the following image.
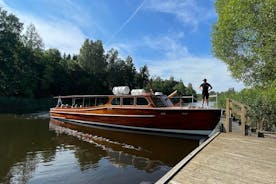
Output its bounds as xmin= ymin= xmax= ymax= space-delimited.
xmin=107 ymin=0 xmax=146 ymax=44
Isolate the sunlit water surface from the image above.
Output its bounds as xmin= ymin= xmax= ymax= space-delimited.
xmin=0 ymin=114 xmax=200 ymax=184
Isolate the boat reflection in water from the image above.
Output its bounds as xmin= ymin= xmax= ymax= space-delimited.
xmin=50 ymin=118 xmax=199 ymax=180
xmin=0 ymin=114 xmax=200 ymax=184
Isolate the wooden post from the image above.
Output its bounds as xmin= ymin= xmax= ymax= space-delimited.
xmin=216 ymin=94 xmax=218 ymax=108
xmin=225 ymin=98 xmax=231 ymax=133
xmin=241 ymin=106 xmax=246 ymax=135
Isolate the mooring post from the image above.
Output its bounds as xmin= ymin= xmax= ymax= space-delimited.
xmin=241 ymin=106 xmax=246 ymax=135
xmin=225 ymin=98 xmax=231 ymax=133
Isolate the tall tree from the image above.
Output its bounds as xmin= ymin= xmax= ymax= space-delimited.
xmin=0 ymin=8 xmax=24 ymax=96
xmin=173 ymin=80 xmax=187 ymax=95
xmin=136 ymin=65 xmax=149 ymax=89
xmin=124 ymin=56 xmax=136 ymax=88
xmin=186 ymin=83 xmax=196 ymax=96
xmin=212 ymin=0 xmax=276 ymax=86
xmin=22 ymin=23 xmax=44 ymax=50
xmin=78 ymin=39 xmax=106 ymax=75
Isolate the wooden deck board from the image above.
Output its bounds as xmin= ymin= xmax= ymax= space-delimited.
xmin=168 ymin=133 xmax=276 ymax=184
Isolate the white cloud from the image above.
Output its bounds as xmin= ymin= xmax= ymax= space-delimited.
xmin=110 ymin=33 xmax=244 ymax=92
xmin=0 ymin=0 xmax=8 ymax=9
xmin=147 ymin=56 xmax=244 ymax=92
xmin=1 ymin=0 xmax=87 ymax=54
xmin=107 ymin=32 xmax=188 ymax=60
xmin=143 ymin=33 xmax=189 ymax=59
xmin=22 ymin=16 xmax=86 ymax=54
xmin=144 ymin=0 xmax=216 ymax=30
xmin=106 ymin=42 xmax=137 ymax=59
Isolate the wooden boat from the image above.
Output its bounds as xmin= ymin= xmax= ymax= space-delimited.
xmin=50 ymin=87 xmax=221 ymax=136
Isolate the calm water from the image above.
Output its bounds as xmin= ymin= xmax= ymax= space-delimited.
xmin=0 ymin=114 xmax=200 ymax=184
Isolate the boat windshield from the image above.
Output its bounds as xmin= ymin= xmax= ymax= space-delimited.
xmin=56 ymin=96 xmax=109 ymax=107
xmin=151 ymin=95 xmax=173 ymax=107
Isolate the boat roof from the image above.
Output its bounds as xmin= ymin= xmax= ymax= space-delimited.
xmin=53 ymin=94 xmax=152 ymax=99
xmin=53 ymin=94 xmax=198 ymax=99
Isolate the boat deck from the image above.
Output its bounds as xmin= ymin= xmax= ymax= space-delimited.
xmin=157 ymin=132 xmax=276 ymax=184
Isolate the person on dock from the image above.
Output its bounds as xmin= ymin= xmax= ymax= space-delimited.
xmin=199 ymin=79 xmax=212 ymax=107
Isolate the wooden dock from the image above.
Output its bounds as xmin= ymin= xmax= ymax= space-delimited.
xmin=156 ymin=132 xmax=276 ymax=184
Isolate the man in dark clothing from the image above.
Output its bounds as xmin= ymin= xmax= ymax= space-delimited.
xmin=199 ymin=79 xmax=213 ymax=107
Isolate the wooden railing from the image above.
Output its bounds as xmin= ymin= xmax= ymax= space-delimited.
xmin=225 ymin=98 xmax=249 ymax=135
xmin=170 ymin=94 xmax=218 ymax=108
xmin=170 ymin=95 xmax=197 ymax=107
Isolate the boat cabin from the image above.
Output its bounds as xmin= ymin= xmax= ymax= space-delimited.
xmin=55 ymin=94 xmax=174 ymax=109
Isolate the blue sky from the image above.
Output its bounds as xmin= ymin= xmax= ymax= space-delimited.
xmin=0 ymin=0 xmax=244 ymax=92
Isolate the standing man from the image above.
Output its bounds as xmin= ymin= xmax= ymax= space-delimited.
xmin=199 ymin=79 xmax=213 ymax=107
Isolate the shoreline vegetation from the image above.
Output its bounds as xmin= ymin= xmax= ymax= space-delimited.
xmin=213 ymin=0 xmax=276 ymax=131
xmin=0 ymin=97 xmax=54 ymax=114
xmin=1 ymin=0 xmax=275 ymax=132
xmin=0 ymin=7 xmax=197 ymax=114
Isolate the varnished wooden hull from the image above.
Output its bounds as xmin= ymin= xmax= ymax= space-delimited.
xmin=50 ymin=107 xmax=221 ymax=136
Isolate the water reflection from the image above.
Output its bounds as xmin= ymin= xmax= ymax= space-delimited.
xmin=0 ymin=114 xmax=199 ymax=184
xmin=50 ymin=119 xmax=198 ymax=169
xmin=0 ymin=114 xmax=57 ymax=184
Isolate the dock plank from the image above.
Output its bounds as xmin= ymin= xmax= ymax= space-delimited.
xmin=168 ymin=133 xmax=276 ymax=184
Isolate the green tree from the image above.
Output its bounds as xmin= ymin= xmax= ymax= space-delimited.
xmin=124 ymin=56 xmax=136 ymax=88
xmin=212 ymin=0 xmax=276 ymax=86
xmin=0 ymin=8 xmax=24 ymax=96
xmin=78 ymin=39 xmax=106 ymax=75
xmin=173 ymin=80 xmax=187 ymax=95
xmin=105 ymin=53 xmax=137 ymax=91
xmin=22 ymin=23 xmax=44 ymax=51
xmin=136 ymin=65 xmax=149 ymax=89
xmin=186 ymin=83 xmax=196 ymax=96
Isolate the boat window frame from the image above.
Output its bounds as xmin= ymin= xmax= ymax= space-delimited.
xmin=122 ymin=97 xmax=135 ymax=106
xmin=136 ymin=96 xmax=149 ymax=106
xmin=151 ymin=95 xmax=167 ymax=107
xmin=111 ymin=97 xmax=122 ymax=106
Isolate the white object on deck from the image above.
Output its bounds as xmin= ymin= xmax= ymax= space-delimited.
xmin=155 ymin=92 xmax=163 ymax=96
xmin=131 ymin=89 xmax=145 ymax=95
xmin=112 ymin=86 xmax=130 ymax=95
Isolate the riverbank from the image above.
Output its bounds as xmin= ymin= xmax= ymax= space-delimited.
xmin=0 ymin=97 xmax=55 ymax=114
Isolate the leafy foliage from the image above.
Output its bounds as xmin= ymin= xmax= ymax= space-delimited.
xmin=217 ymin=83 xmax=276 ymax=131
xmin=22 ymin=23 xmax=44 ymax=50
xmin=0 ymin=8 xmax=196 ymax=101
xmin=213 ymin=0 xmax=276 ymax=131
xmin=212 ymin=0 xmax=276 ymax=86
xmin=150 ymin=77 xmax=196 ymax=96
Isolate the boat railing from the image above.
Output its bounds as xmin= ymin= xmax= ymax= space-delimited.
xmin=209 ymin=94 xmax=218 ymax=108
xmin=170 ymin=95 xmax=197 ymax=107
xmin=170 ymin=94 xmax=218 ymax=108
xmin=56 ymin=95 xmax=110 ymax=108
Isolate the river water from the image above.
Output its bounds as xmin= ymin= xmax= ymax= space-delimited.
xmin=0 ymin=114 xmax=200 ymax=184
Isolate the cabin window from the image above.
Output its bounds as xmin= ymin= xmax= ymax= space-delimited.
xmin=62 ymin=98 xmax=71 ymax=105
xmin=74 ymin=98 xmax=84 ymax=107
xmin=123 ymin=98 xmax=134 ymax=105
xmin=136 ymin=97 xmax=148 ymax=105
xmin=151 ymin=95 xmax=173 ymax=107
xmin=97 ymin=97 xmax=109 ymax=105
xmin=151 ymin=96 xmax=166 ymax=107
xmin=87 ymin=97 xmax=109 ymax=106
xmin=111 ymin=98 xmax=121 ymax=105
xmin=84 ymin=98 xmax=90 ymax=107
